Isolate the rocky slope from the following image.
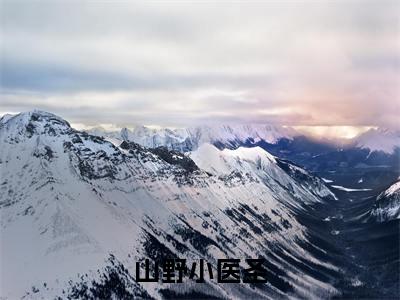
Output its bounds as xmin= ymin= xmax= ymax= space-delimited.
xmin=370 ymin=180 xmax=400 ymax=222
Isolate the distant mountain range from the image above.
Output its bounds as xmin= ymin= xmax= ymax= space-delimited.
xmin=86 ymin=123 xmax=400 ymax=154
xmin=87 ymin=124 xmax=298 ymax=152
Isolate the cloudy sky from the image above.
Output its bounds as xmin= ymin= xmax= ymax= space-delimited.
xmin=1 ymin=1 xmax=399 ymax=134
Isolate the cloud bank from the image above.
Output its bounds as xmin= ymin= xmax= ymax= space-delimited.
xmin=1 ymin=1 xmax=399 ymax=129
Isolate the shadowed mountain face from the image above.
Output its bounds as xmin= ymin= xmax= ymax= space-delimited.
xmin=0 ymin=111 xmax=398 ymax=299
xmin=236 ymin=136 xmax=400 ymax=190
xmin=236 ymin=136 xmax=400 ymax=298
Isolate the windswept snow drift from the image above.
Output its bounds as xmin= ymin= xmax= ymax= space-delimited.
xmin=331 ymin=185 xmax=372 ymax=192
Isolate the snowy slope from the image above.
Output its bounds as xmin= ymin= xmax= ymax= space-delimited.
xmin=1 ymin=110 xmax=338 ymax=299
xmin=354 ymin=128 xmax=400 ymax=153
xmin=190 ymin=144 xmax=335 ymax=206
xmin=370 ymin=180 xmax=400 ymax=222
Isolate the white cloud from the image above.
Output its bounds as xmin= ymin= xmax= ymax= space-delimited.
xmin=1 ymin=0 xmax=399 ymax=129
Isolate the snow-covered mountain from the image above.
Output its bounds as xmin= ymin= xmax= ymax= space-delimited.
xmin=0 ymin=110 xmax=339 ymax=299
xmin=370 ymin=179 xmax=400 ymax=222
xmin=354 ymin=128 xmax=400 ymax=153
xmin=88 ymin=124 xmax=298 ymax=152
xmin=89 ymin=124 xmax=400 ymax=157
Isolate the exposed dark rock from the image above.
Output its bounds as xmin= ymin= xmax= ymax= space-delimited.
xmin=149 ymin=146 xmax=199 ymax=173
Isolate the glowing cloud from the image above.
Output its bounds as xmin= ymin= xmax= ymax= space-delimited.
xmin=1 ymin=1 xmax=399 ymax=134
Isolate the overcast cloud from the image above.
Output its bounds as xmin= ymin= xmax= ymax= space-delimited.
xmin=1 ymin=0 xmax=399 ymax=129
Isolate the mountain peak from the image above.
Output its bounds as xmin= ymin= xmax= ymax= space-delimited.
xmin=0 ymin=110 xmax=72 ymax=140
xmin=1 ymin=109 xmax=69 ymax=125
xmin=354 ymin=127 xmax=400 ymax=153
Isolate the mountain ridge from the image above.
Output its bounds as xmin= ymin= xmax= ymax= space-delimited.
xmin=87 ymin=122 xmax=399 ymax=154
